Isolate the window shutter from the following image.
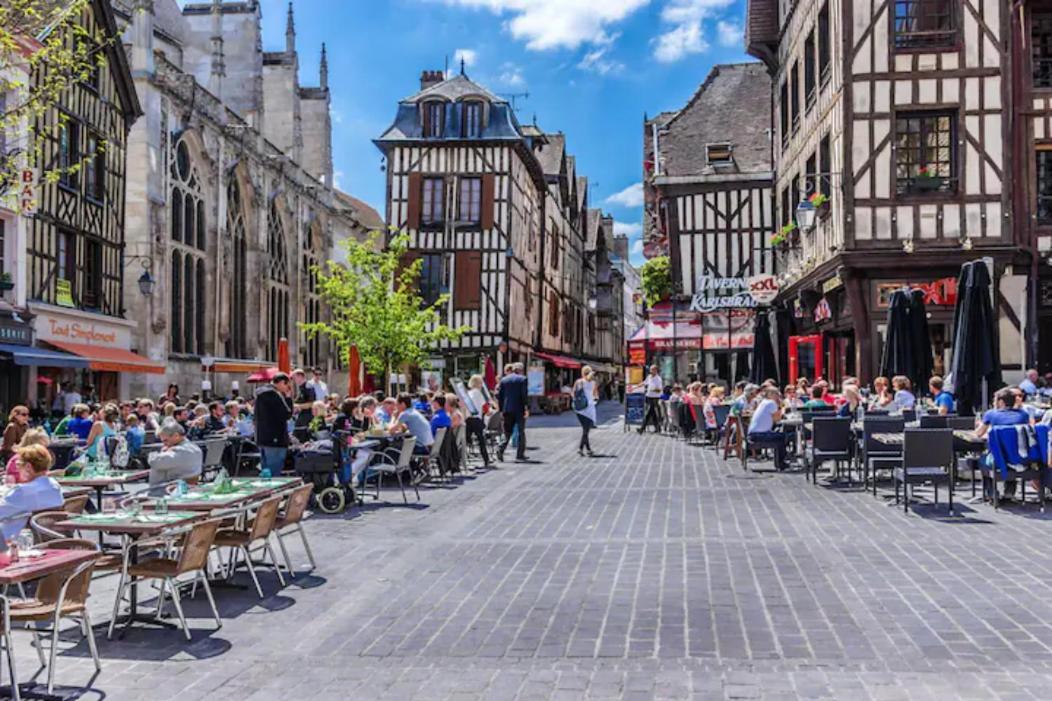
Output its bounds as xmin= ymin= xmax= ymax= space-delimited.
xmin=454 ymin=251 xmax=482 ymax=310
xmin=406 ymin=172 xmax=422 ymax=229
xmin=480 ymin=174 xmax=496 ymax=230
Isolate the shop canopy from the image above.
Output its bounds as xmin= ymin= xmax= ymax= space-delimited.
xmin=627 ymin=321 xmax=704 ymax=351
xmin=0 ymin=344 xmax=88 ymax=369
xmin=44 ymin=340 xmax=165 ymax=374
xmin=534 ymin=351 xmax=583 ymax=369
xmin=207 ymin=360 xmax=275 ymax=374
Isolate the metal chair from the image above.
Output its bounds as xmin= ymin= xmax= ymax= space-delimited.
xmin=273 ymin=483 xmax=317 ymax=576
xmin=29 ymin=512 xmax=68 ymax=544
xmin=12 ymin=539 xmax=100 ymax=694
xmin=374 ymin=436 xmax=419 ymax=503
xmin=861 ymin=416 xmax=905 ymax=494
xmin=214 ymin=497 xmax=286 ymax=599
xmin=894 ymin=428 xmax=954 ymax=514
xmin=109 ymin=519 xmax=223 ymax=640
xmin=810 ymin=417 xmax=854 ymax=484
xmin=199 ymin=438 xmax=228 ymax=480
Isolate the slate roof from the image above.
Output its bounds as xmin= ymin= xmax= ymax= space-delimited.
xmin=335 ymin=191 xmax=385 ymax=231
xmin=658 ymin=63 xmax=772 ymax=178
xmin=535 ymin=133 xmax=565 ymax=176
xmin=405 ymin=74 xmax=503 ymax=104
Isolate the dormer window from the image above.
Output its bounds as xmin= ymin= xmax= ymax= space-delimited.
xmin=706 ymin=143 xmax=733 ymax=165
xmin=422 ymin=101 xmax=444 ymax=138
xmin=463 ymin=101 xmax=483 ymax=138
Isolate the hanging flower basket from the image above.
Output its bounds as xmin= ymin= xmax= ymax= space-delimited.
xmin=809 ymin=192 xmax=830 ymax=219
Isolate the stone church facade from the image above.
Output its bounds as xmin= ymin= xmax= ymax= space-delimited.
xmin=114 ymin=0 xmax=380 ymax=399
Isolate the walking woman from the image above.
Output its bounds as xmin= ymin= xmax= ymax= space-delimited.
xmin=573 ymin=366 xmax=599 ymax=457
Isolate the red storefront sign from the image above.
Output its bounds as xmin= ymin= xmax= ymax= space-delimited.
xmin=876 ymin=277 xmax=957 ymax=308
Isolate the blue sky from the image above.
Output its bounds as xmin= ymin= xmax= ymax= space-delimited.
xmin=255 ymin=0 xmax=751 ymax=266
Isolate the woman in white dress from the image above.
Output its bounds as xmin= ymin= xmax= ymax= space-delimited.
xmin=573 ymin=366 xmax=599 ymax=457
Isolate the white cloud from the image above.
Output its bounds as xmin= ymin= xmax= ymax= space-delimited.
xmin=498 ymin=62 xmax=526 ymax=87
xmin=606 ymin=182 xmax=644 ymax=208
xmin=333 ymin=169 xmax=345 ymax=189
xmin=631 ymin=238 xmax=644 ymax=255
xmin=578 ymin=31 xmax=624 ymax=75
xmin=652 ymin=0 xmax=735 ymax=63
xmin=717 ymin=20 xmax=742 ymax=48
xmin=440 ymin=0 xmax=648 ymax=51
xmin=614 ymin=220 xmax=642 ymax=238
xmin=453 ymin=48 xmax=478 ymax=69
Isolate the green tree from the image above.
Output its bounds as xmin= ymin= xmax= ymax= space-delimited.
xmin=0 ymin=0 xmax=113 ymax=198
xmin=640 ymin=255 xmax=672 ymax=307
xmin=303 ymin=231 xmax=469 ymax=392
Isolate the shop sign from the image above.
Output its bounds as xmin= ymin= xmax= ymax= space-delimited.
xmin=876 ymin=277 xmax=957 ymax=308
xmin=527 ymin=364 xmax=545 ymax=396
xmin=628 ymin=346 xmax=646 ymax=366
xmin=813 ymin=298 xmax=833 ymax=324
xmin=821 ymin=276 xmax=843 ymax=294
xmin=55 ymin=279 xmax=75 ymax=308
xmin=33 ymin=309 xmax=132 ymax=349
xmin=747 ymin=274 xmax=780 ymax=304
xmin=793 ymin=299 xmax=805 ymax=318
xmin=689 ymin=276 xmax=764 ymax=313
xmin=19 ymin=168 xmax=37 ymax=216
xmin=0 ymin=317 xmax=31 ymax=346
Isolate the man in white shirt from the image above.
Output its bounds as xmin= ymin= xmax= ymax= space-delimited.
xmin=747 ymin=387 xmax=789 ymax=470
xmin=147 ymin=420 xmax=203 ymax=488
xmin=638 ymin=365 xmax=665 ymax=434
xmin=308 ymin=367 xmax=330 ymax=400
xmin=1019 ymin=368 xmax=1039 ymax=397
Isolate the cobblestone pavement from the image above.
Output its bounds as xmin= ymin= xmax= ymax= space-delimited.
xmin=15 ymin=402 xmax=1052 ymax=700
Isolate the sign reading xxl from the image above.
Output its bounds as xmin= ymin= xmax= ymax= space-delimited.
xmin=689 ymin=275 xmax=779 ymax=313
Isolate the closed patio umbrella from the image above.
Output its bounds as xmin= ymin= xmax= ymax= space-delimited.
xmin=949 ymin=261 xmax=1000 ymax=415
xmin=484 ymin=356 xmax=497 ymax=390
xmin=880 ymin=289 xmax=913 ymax=381
xmin=748 ymin=311 xmax=779 ymax=385
xmin=347 ymin=345 xmax=362 ymax=397
xmin=277 ymin=337 xmax=291 ymax=374
xmin=906 ymin=288 xmax=934 ymax=394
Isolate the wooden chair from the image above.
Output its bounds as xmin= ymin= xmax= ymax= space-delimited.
xmin=214 ymin=497 xmax=285 ymax=599
xmin=12 ymin=539 xmax=100 ymax=694
xmin=108 ymin=519 xmax=223 ymax=641
xmin=273 ymin=483 xmax=317 ymax=576
xmin=722 ymin=415 xmax=746 ymax=462
xmin=61 ymin=494 xmax=89 ymax=514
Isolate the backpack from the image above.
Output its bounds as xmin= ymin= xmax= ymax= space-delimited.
xmin=110 ymin=434 xmax=130 ymax=469
xmin=573 ymin=383 xmax=588 ymax=411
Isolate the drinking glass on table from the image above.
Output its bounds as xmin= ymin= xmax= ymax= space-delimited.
xmin=17 ymin=529 xmax=34 ymax=554
xmin=155 ymin=497 xmax=168 ymax=516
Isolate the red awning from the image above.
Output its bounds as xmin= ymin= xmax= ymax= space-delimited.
xmin=627 ymin=322 xmax=704 ymax=351
xmin=45 ymin=340 xmax=166 ymax=374
xmin=534 ymin=351 xmax=583 ymax=369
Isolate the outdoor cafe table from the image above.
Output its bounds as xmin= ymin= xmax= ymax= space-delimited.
xmin=154 ymin=476 xmax=301 ymax=512
xmin=53 ymin=510 xmax=206 ymax=635
xmin=56 ymin=470 xmax=150 ymax=510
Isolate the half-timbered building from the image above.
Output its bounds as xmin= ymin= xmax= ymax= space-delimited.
xmin=641 ymin=63 xmax=775 ymax=386
xmin=376 ymin=68 xmax=622 ymax=388
xmin=748 ymin=0 xmax=1024 ymax=384
xmin=18 ymin=0 xmax=146 ymax=402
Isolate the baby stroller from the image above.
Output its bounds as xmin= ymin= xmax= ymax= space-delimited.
xmin=293 ymin=433 xmax=356 ymax=514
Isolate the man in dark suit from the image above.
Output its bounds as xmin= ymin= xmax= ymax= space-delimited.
xmin=497 ymin=362 xmax=529 ymax=462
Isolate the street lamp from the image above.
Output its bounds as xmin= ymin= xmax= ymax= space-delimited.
xmin=137 ymin=267 xmax=155 ymax=297
xmin=795 ymin=199 xmax=817 ymax=233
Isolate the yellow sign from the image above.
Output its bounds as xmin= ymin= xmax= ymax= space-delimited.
xmin=821 ymin=276 xmax=843 ymax=294
xmin=55 ymin=279 xmax=75 ymax=308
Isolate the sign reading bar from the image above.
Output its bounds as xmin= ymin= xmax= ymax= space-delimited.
xmin=689 ymin=274 xmax=780 ymax=313
xmin=19 ymin=168 xmax=37 ymax=216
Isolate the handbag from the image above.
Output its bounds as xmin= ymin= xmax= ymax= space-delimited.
xmin=573 ymin=384 xmax=588 ymax=411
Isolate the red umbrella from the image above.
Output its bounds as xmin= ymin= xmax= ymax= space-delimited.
xmin=247 ymin=367 xmax=281 ymax=383
xmin=484 ymin=356 xmax=497 ymax=390
xmin=347 ymin=345 xmax=362 ymax=397
xmin=277 ymin=337 xmax=291 ymax=374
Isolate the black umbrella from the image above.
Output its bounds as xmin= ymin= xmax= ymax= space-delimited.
xmin=749 ymin=310 xmax=779 ymax=385
xmin=880 ymin=288 xmax=913 ymax=381
xmin=949 ymin=261 xmax=1000 ymax=415
xmin=906 ymin=288 xmax=934 ymax=394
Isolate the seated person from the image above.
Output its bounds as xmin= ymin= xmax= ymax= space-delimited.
xmin=803 ymin=385 xmax=829 ymax=410
xmin=929 ymin=376 xmax=955 ymax=415
xmin=0 ymin=445 xmax=63 ymax=541
xmin=975 ymin=388 xmax=1031 ymax=500
xmin=430 ymin=395 xmax=452 ymax=436
xmin=390 ymin=394 xmax=434 ymax=455
xmin=147 ymin=420 xmax=203 ymax=488
xmin=374 ymin=397 xmax=398 ymax=425
xmin=67 ymin=404 xmax=94 ymax=442
xmin=5 ymin=428 xmax=50 ymax=485
xmin=837 ymin=385 xmax=862 ymax=418
xmin=205 ymin=401 xmax=228 ymax=434
xmin=414 ymin=393 xmax=432 ymax=417
xmin=891 ymin=376 xmax=916 ymax=410
xmin=124 ymin=414 xmax=145 ymax=456
xmin=747 ymin=387 xmax=788 ymax=471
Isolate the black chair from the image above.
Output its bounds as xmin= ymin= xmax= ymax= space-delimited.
xmin=810 ymin=417 xmax=853 ymax=484
xmin=902 ymin=409 xmax=917 ymax=423
xmin=947 ymin=416 xmax=976 ymax=431
xmin=919 ymin=415 xmax=948 ymax=428
xmin=894 ymin=428 xmax=954 ymax=514
xmin=979 ymin=426 xmax=1047 ymax=512
xmin=861 ymin=416 xmax=905 ymax=495
xmin=865 ymin=409 xmax=890 ymax=417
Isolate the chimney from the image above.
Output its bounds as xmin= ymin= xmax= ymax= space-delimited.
xmin=419 ymin=69 xmax=444 ymax=91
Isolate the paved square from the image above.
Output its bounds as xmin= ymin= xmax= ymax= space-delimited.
xmin=15 ymin=404 xmax=1052 ymax=699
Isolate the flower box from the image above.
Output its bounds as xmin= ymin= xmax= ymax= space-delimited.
xmin=913 ymin=176 xmax=945 ymax=192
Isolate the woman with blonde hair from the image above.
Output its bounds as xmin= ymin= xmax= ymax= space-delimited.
xmin=4 ymin=428 xmax=49 ymax=484
xmin=573 ymin=365 xmax=599 ymax=456
xmin=465 ymin=375 xmax=493 ymax=467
